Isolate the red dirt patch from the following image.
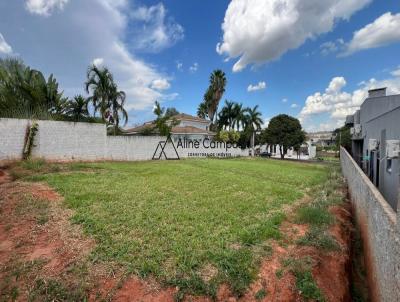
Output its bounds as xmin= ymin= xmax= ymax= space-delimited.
xmin=113 ymin=278 xmax=177 ymax=302
xmin=0 ymin=177 xmax=94 ymax=300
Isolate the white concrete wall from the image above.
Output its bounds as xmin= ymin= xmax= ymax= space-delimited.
xmin=341 ymin=147 xmax=400 ymax=302
xmin=0 ymin=118 xmax=248 ymax=162
xmin=33 ymin=120 xmax=107 ymax=161
xmin=0 ymin=118 xmax=29 ymax=161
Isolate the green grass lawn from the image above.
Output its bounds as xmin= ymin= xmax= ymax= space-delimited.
xmin=24 ymin=158 xmax=328 ymax=297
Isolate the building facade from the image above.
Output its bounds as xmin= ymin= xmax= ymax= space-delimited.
xmin=306 ymin=131 xmax=335 ymax=147
xmin=346 ymin=88 xmax=400 ymax=210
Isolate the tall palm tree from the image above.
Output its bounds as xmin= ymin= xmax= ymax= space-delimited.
xmin=207 ymin=70 xmax=227 ymax=127
xmin=65 ymin=95 xmax=89 ymax=121
xmin=85 ymin=65 xmax=115 ymax=119
xmin=245 ymin=105 xmax=263 ymax=156
xmin=109 ymin=84 xmax=128 ymax=134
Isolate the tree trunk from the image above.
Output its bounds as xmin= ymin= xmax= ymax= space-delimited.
xmin=279 ymin=145 xmax=285 ymax=159
xmin=252 ymin=131 xmax=255 ymax=157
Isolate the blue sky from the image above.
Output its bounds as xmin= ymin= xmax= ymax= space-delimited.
xmin=0 ymin=0 xmax=400 ymax=131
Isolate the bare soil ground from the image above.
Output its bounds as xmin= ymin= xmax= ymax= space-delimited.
xmin=0 ymin=168 xmax=354 ymax=301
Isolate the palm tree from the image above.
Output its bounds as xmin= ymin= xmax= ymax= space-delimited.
xmin=65 ymin=95 xmax=89 ymax=121
xmin=85 ymin=65 xmax=114 ymax=119
xmin=218 ymin=100 xmax=235 ymax=130
xmin=233 ymin=103 xmax=247 ymax=131
xmin=245 ymin=105 xmax=263 ymax=156
xmin=197 ymin=101 xmax=208 ymax=119
xmin=153 ymin=101 xmax=179 ymax=136
xmin=109 ymin=84 xmax=128 ymax=134
xmin=207 ymin=70 xmax=227 ymax=127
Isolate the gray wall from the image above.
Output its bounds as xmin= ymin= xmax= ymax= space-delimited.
xmin=359 ymin=96 xmax=400 ymax=210
xmin=0 ymin=118 xmax=248 ymax=162
xmin=341 ymin=147 xmax=400 ymax=302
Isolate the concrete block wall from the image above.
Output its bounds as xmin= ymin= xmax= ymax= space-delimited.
xmin=106 ymin=136 xmax=165 ymax=161
xmin=340 ymin=147 xmax=400 ymax=302
xmin=0 ymin=118 xmax=29 ymax=161
xmin=33 ymin=120 xmax=107 ymax=161
xmin=0 ymin=118 xmax=248 ymax=162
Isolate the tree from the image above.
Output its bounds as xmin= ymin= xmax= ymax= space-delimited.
xmin=218 ymin=100 xmax=235 ymax=130
xmin=65 ymin=95 xmax=89 ymax=121
xmin=153 ymin=101 xmax=180 ymax=136
xmin=85 ymin=65 xmax=128 ymax=133
xmin=244 ymin=105 xmax=263 ymax=156
xmin=109 ymin=85 xmax=128 ymax=134
xmin=0 ymin=58 xmax=66 ymax=118
xmin=233 ymin=103 xmax=247 ymax=131
xmin=206 ymin=70 xmax=227 ymax=127
xmin=165 ymin=107 xmax=179 ymax=118
xmin=334 ymin=126 xmax=351 ymax=152
xmin=263 ymin=114 xmax=305 ymax=159
xmin=85 ymin=65 xmax=115 ymax=119
xmin=197 ymin=101 xmax=208 ymax=119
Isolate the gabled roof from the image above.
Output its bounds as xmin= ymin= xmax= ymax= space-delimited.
xmin=123 ymin=112 xmax=212 ymax=135
xmin=123 ymin=123 xmax=215 ymax=136
xmin=172 ymin=113 xmax=210 ymax=124
xmin=171 ymin=126 xmax=215 ymax=135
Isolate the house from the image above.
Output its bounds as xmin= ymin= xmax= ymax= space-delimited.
xmin=123 ymin=113 xmax=215 ymax=141
xmin=306 ymin=131 xmax=335 ymax=147
xmin=345 ymin=87 xmax=400 ymax=210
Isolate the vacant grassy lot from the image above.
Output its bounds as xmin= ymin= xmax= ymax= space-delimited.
xmin=22 ymin=158 xmax=328 ymax=297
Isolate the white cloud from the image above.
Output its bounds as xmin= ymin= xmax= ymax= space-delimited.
xmin=263 ymin=117 xmax=270 ymax=129
xmin=391 ymin=66 xmax=400 ymax=77
xmin=189 ymin=62 xmax=198 ymax=73
xmin=299 ymin=72 xmax=400 ymax=131
xmin=282 ymin=98 xmax=288 ymax=103
xmin=320 ymin=39 xmax=344 ymax=56
xmin=0 ymin=33 xmax=12 ymax=55
xmin=217 ymin=0 xmax=371 ymax=72
xmin=1 ymin=0 xmax=177 ymax=116
xmin=342 ymin=12 xmax=400 ymax=56
xmin=161 ymin=92 xmax=179 ymax=101
xmin=151 ymin=78 xmax=170 ymax=91
xmin=176 ymin=61 xmax=183 ymax=71
xmin=247 ymin=81 xmax=266 ymax=92
xmin=291 ymin=103 xmax=298 ymax=108
xmin=92 ymin=57 xmax=104 ymax=66
xmin=130 ymin=3 xmax=184 ymax=52
xmin=26 ymin=0 xmax=69 ymax=16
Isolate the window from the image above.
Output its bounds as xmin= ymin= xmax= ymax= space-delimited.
xmin=386 ymin=159 xmax=392 ymax=173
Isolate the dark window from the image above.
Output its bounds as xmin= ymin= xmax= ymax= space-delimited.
xmin=387 ymin=159 xmax=392 ymax=173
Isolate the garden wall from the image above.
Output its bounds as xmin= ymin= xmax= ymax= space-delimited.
xmin=0 ymin=118 xmax=248 ymax=162
xmin=340 ymin=147 xmax=400 ymax=302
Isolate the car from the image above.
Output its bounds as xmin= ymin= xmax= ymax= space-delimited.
xmin=260 ymin=151 xmax=272 ymax=158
